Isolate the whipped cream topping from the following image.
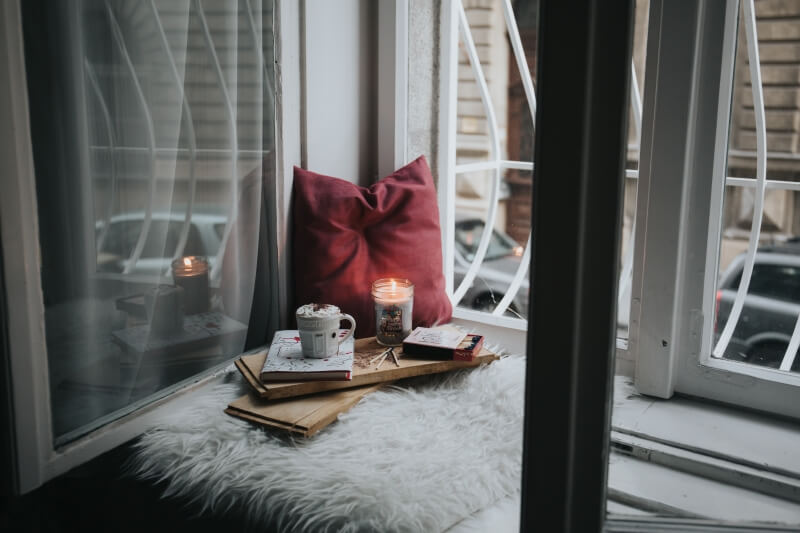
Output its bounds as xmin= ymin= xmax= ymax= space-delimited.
xmin=296 ymin=303 xmax=340 ymax=318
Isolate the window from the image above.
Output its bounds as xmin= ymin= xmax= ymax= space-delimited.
xmin=519 ymin=0 xmax=800 ymax=528
xmin=439 ymin=0 xmax=535 ymax=326
xmin=0 ymin=0 xmax=297 ymax=492
xmin=631 ymin=0 xmax=800 ymax=419
xmin=709 ymin=0 xmax=800 ymax=378
xmin=439 ymin=0 xmax=648 ymax=336
xmin=27 ymin=0 xmax=278 ymax=445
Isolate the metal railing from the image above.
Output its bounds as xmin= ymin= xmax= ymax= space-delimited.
xmin=449 ymin=0 xmax=641 ymax=328
xmin=450 ymin=0 xmax=800 ymax=376
xmin=711 ymin=0 xmax=798 ymax=373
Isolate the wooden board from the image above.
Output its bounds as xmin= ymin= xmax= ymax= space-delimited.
xmin=225 ymin=383 xmax=384 ymax=437
xmin=234 ymin=334 xmax=498 ymax=400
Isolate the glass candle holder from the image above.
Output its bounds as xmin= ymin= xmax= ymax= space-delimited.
xmin=171 ymin=256 xmax=209 ymax=314
xmin=371 ymin=278 xmax=414 ymax=346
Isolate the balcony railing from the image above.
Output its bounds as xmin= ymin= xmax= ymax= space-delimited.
xmin=447 ymin=0 xmax=800 ymax=379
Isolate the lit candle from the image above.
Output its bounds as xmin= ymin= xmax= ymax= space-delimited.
xmin=371 ymin=278 xmax=414 ymax=346
xmin=171 ymin=256 xmax=210 ymax=315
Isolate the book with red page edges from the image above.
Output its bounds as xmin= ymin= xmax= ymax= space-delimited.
xmin=259 ymin=330 xmax=354 ymax=382
xmin=402 ymin=327 xmax=485 ymax=362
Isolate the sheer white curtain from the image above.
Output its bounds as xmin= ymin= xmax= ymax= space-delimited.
xmin=25 ymin=0 xmax=274 ymax=444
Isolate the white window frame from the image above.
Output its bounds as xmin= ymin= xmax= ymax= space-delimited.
xmin=0 ymin=0 xmax=302 ymax=493
xmin=630 ymin=0 xmax=800 ymax=419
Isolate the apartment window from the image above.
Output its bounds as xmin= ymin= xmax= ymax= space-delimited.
xmin=438 ymin=0 xmax=535 ymax=330
xmin=439 ymin=0 xmax=648 ymax=343
xmin=632 ymin=0 xmax=800 ymax=420
xmin=0 ymin=0 xmax=292 ymax=492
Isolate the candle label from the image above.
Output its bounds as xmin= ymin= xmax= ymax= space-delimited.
xmin=379 ymin=305 xmax=405 ymax=339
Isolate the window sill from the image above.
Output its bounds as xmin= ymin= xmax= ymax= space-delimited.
xmin=609 ymin=376 xmax=800 ymax=524
xmin=450 ymin=317 xmax=800 ymax=525
xmin=612 ymin=377 xmax=800 ymax=479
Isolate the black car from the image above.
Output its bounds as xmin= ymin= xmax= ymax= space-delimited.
xmin=715 ymin=242 xmax=800 ymax=371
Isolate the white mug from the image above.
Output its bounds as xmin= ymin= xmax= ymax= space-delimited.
xmin=295 ymin=303 xmax=356 ymax=358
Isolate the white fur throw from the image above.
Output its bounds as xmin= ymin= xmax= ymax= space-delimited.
xmin=128 ymin=353 xmax=524 ymax=532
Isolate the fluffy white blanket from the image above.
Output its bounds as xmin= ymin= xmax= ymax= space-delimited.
xmin=128 ymin=353 xmax=525 ymax=532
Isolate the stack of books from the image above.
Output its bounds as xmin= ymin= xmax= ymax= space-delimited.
xmin=226 ymin=326 xmax=498 ymax=437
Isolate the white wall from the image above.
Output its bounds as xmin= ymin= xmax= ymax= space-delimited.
xmin=304 ymin=0 xmax=377 ymax=185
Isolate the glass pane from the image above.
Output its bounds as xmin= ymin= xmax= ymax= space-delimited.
xmin=712 ymin=0 xmax=800 ymax=376
xmin=451 ymin=0 xmax=644 ymax=332
xmin=452 ymin=0 xmax=535 ymax=320
xmin=22 ymin=0 xmax=276 ymax=445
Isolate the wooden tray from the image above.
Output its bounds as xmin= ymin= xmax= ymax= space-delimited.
xmin=225 ymin=383 xmax=384 ymax=438
xmin=234 ymin=334 xmax=498 ymax=400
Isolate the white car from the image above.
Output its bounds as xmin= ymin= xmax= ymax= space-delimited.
xmin=95 ymin=212 xmax=226 ymax=275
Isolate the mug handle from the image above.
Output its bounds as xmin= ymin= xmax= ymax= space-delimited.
xmin=337 ymin=313 xmax=356 ymax=345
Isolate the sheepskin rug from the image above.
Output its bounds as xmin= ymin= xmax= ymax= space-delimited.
xmin=128 ymin=353 xmax=525 ymax=532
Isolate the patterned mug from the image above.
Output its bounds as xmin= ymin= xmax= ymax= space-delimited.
xmin=295 ymin=303 xmax=356 ymax=358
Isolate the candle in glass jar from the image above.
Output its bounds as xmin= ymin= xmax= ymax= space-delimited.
xmin=371 ymin=278 xmax=414 ymax=346
xmin=171 ymin=256 xmax=209 ymax=315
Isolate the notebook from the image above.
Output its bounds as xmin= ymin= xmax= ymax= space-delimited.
xmin=260 ymin=330 xmax=354 ymax=382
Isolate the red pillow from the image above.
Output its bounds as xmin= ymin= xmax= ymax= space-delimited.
xmin=292 ymin=156 xmax=452 ymax=338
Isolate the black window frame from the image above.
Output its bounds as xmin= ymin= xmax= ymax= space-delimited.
xmin=520 ymin=0 xmax=634 ymax=530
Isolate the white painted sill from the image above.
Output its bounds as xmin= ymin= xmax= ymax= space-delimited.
xmin=612 ymin=377 xmax=800 ymax=482
xmin=457 ymin=316 xmax=800 ymax=524
xmin=457 ymin=314 xmax=800 ymax=496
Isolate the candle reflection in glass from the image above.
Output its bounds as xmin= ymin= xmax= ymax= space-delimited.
xmin=371 ymin=278 xmax=414 ymax=346
xmin=171 ymin=256 xmax=209 ymax=314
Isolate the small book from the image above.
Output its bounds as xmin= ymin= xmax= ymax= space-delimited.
xmin=402 ymin=327 xmax=485 ymax=362
xmin=260 ymin=330 xmax=354 ymax=382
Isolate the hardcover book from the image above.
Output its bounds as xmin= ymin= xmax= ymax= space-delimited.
xmin=260 ymin=330 xmax=354 ymax=382
xmin=402 ymin=327 xmax=484 ymax=361
xmin=234 ymin=327 xmax=500 ymax=400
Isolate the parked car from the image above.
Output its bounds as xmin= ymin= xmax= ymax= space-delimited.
xmin=716 ymin=243 xmax=800 ymax=371
xmin=453 ymin=216 xmax=528 ymax=318
xmin=95 ymin=212 xmax=226 ymax=275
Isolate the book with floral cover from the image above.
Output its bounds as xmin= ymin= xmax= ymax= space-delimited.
xmin=260 ymin=330 xmax=354 ymax=382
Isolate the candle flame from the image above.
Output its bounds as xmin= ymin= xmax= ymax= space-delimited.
xmin=183 ymin=257 xmax=192 ymax=267
xmin=391 ymin=280 xmax=397 ymax=291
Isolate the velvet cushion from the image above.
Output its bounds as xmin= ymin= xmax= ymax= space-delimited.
xmin=292 ymin=156 xmax=452 ymax=338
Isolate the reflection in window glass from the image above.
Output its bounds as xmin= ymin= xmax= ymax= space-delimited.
xmin=23 ymin=0 xmax=275 ymax=444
